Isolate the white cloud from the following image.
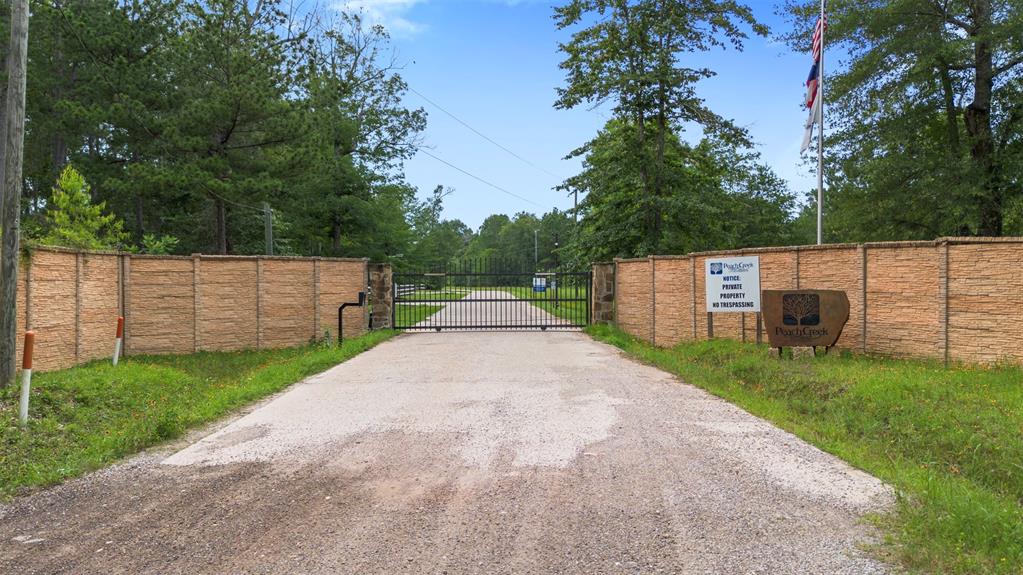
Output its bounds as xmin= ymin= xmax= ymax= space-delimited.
xmin=337 ymin=0 xmax=426 ymax=36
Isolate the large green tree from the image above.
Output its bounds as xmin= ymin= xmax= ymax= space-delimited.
xmin=555 ymin=0 xmax=768 ymax=253
xmin=13 ymin=1 xmax=427 ymax=259
xmin=782 ymin=0 xmax=1023 ymax=239
xmin=564 ymin=119 xmax=796 ymax=261
xmin=286 ymin=13 xmax=425 ymax=258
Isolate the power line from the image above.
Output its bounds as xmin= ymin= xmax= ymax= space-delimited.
xmin=407 ymin=86 xmax=565 ymax=181
xmin=418 ymin=149 xmax=543 ymax=208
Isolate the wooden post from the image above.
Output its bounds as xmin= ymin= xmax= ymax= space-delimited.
xmin=707 ymin=312 xmax=714 ymax=339
xmin=756 ymin=312 xmax=762 ymax=344
xmin=0 ymin=0 xmax=30 ymax=386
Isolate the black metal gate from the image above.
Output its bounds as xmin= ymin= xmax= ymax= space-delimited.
xmin=392 ymin=259 xmax=591 ymax=331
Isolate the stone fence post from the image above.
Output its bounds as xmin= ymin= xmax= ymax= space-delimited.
xmin=591 ymin=262 xmax=615 ymax=324
xmin=368 ymin=263 xmax=393 ymax=329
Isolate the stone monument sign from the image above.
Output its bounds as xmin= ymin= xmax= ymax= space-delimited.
xmin=761 ymin=289 xmax=850 ymax=352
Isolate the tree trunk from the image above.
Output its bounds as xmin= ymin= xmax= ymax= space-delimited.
xmin=0 ymin=0 xmax=30 ymax=386
xmin=964 ymin=0 xmax=1000 ymax=236
xmin=938 ymin=62 xmax=960 ymax=158
xmin=331 ymin=217 xmax=342 ymax=253
xmin=215 ymin=197 xmax=228 ymax=255
xmin=135 ymin=195 xmax=145 ymax=243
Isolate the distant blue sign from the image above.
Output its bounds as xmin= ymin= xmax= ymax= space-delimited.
xmin=533 ymin=277 xmax=547 ymax=292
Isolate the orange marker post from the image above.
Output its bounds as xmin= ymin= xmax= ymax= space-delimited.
xmin=112 ymin=316 xmax=124 ymax=366
xmin=19 ymin=331 xmax=35 ymax=425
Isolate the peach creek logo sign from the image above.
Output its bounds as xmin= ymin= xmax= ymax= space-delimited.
xmin=705 ymin=256 xmax=760 ymax=312
xmin=783 ymin=293 xmax=820 ymax=326
xmin=762 ymin=290 xmax=850 ymax=351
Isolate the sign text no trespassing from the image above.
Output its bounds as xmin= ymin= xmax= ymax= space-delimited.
xmin=705 ymin=256 xmax=761 ymax=313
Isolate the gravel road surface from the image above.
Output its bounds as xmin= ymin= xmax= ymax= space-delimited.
xmin=413 ymin=289 xmax=575 ymax=329
xmin=0 ymin=331 xmax=892 ymax=574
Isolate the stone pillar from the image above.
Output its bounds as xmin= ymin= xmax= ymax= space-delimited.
xmin=368 ymin=263 xmax=393 ymax=329
xmin=591 ymin=262 xmax=615 ymax=324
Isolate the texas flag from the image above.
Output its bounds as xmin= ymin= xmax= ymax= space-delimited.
xmin=801 ymin=14 xmax=827 ymax=153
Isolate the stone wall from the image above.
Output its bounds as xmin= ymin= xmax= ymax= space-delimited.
xmin=368 ymin=263 xmax=393 ymax=329
xmin=591 ymin=263 xmax=615 ymax=324
xmin=12 ymin=248 xmax=369 ymax=371
xmin=612 ymin=238 xmax=1023 ymax=364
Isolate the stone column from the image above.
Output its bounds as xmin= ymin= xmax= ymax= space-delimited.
xmin=368 ymin=263 xmax=393 ymax=329
xmin=591 ymin=262 xmax=615 ymax=324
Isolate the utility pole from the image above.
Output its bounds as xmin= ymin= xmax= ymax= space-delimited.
xmin=0 ymin=0 xmax=30 ymax=386
xmin=262 ymin=201 xmax=273 ymax=256
xmin=534 ymin=229 xmax=538 ymax=266
xmin=553 ymin=233 xmax=560 ymax=308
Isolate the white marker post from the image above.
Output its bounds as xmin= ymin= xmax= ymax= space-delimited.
xmin=112 ymin=316 xmax=124 ymax=366
xmin=19 ymin=331 xmax=35 ymax=426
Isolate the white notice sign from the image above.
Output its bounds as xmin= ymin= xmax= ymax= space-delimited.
xmin=705 ymin=256 xmax=761 ymax=313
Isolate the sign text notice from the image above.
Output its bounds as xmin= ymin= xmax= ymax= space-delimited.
xmin=705 ymin=256 xmax=761 ymax=313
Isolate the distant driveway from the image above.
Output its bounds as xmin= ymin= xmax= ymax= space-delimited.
xmin=0 ymin=331 xmax=892 ymax=574
xmin=413 ymin=289 xmax=575 ymax=329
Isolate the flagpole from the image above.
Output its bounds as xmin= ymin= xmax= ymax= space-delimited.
xmin=816 ymin=0 xmax=825 ymax=245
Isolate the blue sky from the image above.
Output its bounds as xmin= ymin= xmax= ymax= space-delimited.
xmin=339 ymin=0 xmax=816 ymax=229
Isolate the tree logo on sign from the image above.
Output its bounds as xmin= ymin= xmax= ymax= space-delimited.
xmin=782 ymin=294 xmax=820 ymax=326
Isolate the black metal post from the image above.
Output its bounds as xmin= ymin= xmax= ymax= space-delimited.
xmin=338 ymin=291 xmax=366 ymax=344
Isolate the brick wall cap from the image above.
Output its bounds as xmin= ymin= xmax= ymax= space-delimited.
xmin=614 ymin=257 xmax=651 ymax=263
xmin=939 ymin=236 xmax=1023 ymax=245
xmin=29 ymin=245 xmax=122 ymax=256
xmin=30 ymin=246 xmax=367 ymax=263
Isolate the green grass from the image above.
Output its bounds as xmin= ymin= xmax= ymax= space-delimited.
xmin=586 ymin=324 xmax=1023 ymax=574
xmin=502 ymin=285 xmax=588 ymax=323
xmin=394 ymin=304 xmax=443 ymax=325
xmin=401 ymin=288 xmax=470 ymax=301
xmin=0 ymin=330 xmax=397 ymax=500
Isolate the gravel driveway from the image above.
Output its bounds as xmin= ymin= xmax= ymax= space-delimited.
xmin=413 ymin=290 xmax=575 ymax=329
xmin=0 ymin=331 xmax=892 ymax=574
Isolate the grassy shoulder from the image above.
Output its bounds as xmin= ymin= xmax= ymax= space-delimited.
xmin=400 ymin=288 xmax=470 ymax=301
xmin=502 ymin=286 xmax=587 ymax=323
xmin=586 ymin=324 xmax=1023 ymax=574
xmin=394 ymin=304 xmax=443 ymax=325
xmin=0 ymin=330 xmax=397 ymax=500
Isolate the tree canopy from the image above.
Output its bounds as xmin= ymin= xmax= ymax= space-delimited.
xmin=6 ymin=0 xmax=1022 ymax=269
xmin=554 ymin=0 xmax=799 ymax=259
xmin=15 ymin=0 xmax=427 ymax=258
xmin=781 ymin=0 xmax=1023 ymax=240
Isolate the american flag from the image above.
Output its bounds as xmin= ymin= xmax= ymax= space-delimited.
xmin=805 ymin=15 xmax=827 ymax=109
xmin=801 ymin=12 xmax=827 ymax=153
